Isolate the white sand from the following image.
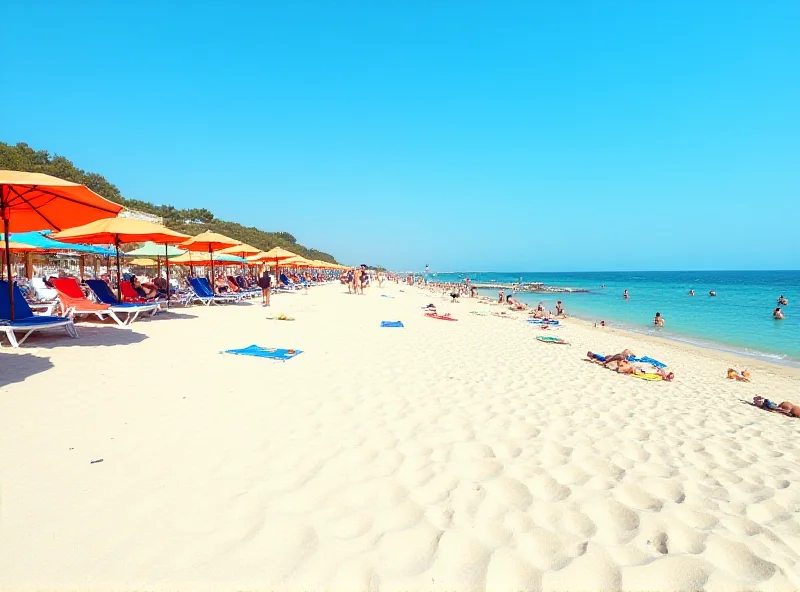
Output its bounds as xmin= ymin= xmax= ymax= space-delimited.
xmin=1 ymin=282 xmax=799 ymax=591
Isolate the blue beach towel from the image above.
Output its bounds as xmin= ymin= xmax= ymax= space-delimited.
xmin=627 ymin=355 xmax=667 ymax=369
xmin=223 ymin=345 xmax=303 ymax=361
xmin=527 ymin=319 xmax=559 ymax=325
xmin=380 ymin=321 xmax=404 ymax=328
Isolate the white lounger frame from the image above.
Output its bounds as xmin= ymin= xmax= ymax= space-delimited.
xmin=0 ymin=319 xmax=79 ymax=348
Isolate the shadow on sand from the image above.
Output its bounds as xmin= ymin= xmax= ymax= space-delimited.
xmin=0 ymin=352 xmax=55 ymax=388
xmin=18 ymin=324 xmax=150 ymax=350
xmin=138 ymin=311 xmax=199 ymax=322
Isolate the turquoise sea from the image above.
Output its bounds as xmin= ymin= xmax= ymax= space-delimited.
xmin=428 ymin=271 xmax=800 ymax=364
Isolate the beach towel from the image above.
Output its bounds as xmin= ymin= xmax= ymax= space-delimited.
xmin=470 ymin=311 xmax=490 ymax=316
xmin=631 ymin=373 xmax=664 ymax=381
xmin=536 ymin=336 xmax=568 ymax=344
xmin=380 ymin=294 xmax=395 ymax=299
xmin=626 ymin=355 xmax=667 ymax=369
xmin=425 ymin=313 xmax=457 ymax=321
xmin=380 ymin=321 xmax=404 ymax=327
xmin=222 ymin=345 xmax=302 ymax=361
xmin=528 ymin=319 xmax=559 ymax=325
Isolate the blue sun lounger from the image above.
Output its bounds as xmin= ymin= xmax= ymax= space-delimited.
xmin=222 ymin=345 xmax=303 ymax=361
xmin=85 ymin=279 xmax=162 ymax=322
xmin=0 ymin=280 xmax=78 ymax=347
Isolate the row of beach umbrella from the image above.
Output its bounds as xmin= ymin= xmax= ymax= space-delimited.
xmin=1 ymin=170 xmax=345 ymax=319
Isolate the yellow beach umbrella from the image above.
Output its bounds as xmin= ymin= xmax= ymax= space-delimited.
xmin=255 ymin=246 xmax=300 ymax=280
xmin=52 ymin=217 xmax=190 ymax=301
xmin=179 ymin=231 xmax=240 ymax=285
xmin=218 ymin=242 xmax=260 ymax=257
xmin=283 ymin=255 xmax=311 ymax=267
xmin=128 ymin=258 xmax=157 ymax=266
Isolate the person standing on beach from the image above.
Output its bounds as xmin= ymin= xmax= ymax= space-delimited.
xmin=258 ymin=268 xmax=271 ymax=306
xmin=498 ymin=289 xmax=504 ymax=304
xmin=353 ymin=267 xmax=363 ymax=294
xmin=556 ymin=301 xmax=564 ymax=316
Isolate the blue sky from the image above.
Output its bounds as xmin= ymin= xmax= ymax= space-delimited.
xmin=3 ymin=1 xmax=799 ymax=271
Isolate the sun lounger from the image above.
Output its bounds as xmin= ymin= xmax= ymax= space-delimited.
xmin=52 ymin=278 xmax=156 ymax=326
xmin=31 ymin=277 xmax=58 ymax=301
xmin=279 ymin=274 xmax=304 ymax=291
xmin=84 ymin=280 xmax=161 ymax=321
xmin=0 ymin=280 xmax=78 ymax=347
xmin=228 ymin=276 xmax=259 ymax=298
xmin=119 ymin=280 xmax=168 ymax=308
xmin=197 ymin=277 xmax=244 ymax=303
xmin=187 ymin=278 xmax=238 ymax=305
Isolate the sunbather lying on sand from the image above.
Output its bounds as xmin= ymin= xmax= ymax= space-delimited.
xmin=605 ymin=360 xmax=675 ymax=380
xmin=588 ymin=351 xmax=674 ymax=380
xmin=753 ymin=396 xmax=799 ymax=417
xmin=727 ymin=368 xmax=751 ymax=382
xmin=587 ymin=349 xmax=635 ymax=364
xmin=508 ymin=297 xmax=527 ymax=311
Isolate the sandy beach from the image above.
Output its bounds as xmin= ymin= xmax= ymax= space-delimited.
xmin=2 ymin=282 xmax=799 ymax=591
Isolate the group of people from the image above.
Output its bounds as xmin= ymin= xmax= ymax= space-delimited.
xmin=341 ymin=265 xmax=371 ymax=294
xmin=774 ymin=295 xmax=788 ymax=319
xmin=624 ymin=290 xmax=791 ymax=324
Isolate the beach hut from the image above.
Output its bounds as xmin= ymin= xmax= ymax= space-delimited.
xmin=1 ymin=170 xmax=123 ymax=319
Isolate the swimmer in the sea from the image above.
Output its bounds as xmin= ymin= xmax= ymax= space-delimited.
xmin=774 ymin=307 xmax=784 ymax=320
xmin=654 ymin=312 xmax=665 ymax=326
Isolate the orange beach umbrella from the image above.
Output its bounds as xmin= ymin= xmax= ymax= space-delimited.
xmin=179 ymin=231 xmax=240 ymax=284
xmin=1 ymin=170 xmax=123 ymax=318
xmin=255 ymin=246 xmax=299 ymax=279
xmin=52 ymin=217 xmax=189 ymax=301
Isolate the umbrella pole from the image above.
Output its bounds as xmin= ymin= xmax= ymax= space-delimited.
xmin=115 ymin=237 xmax=122 ymax=302
xmin=164 ymin=244 xmax=170 ymax=309
xmin=209 ymin=245 xmax=214 ymax=294
xmin=3 ymin=215 xmax=14 ymax=320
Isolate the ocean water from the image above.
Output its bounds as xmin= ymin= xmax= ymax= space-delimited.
xmin=428 ymin=271 xmax=800 ymax=364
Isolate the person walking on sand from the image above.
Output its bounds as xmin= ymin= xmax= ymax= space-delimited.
xmin=258 ymin=268 xmax=271 ymax=306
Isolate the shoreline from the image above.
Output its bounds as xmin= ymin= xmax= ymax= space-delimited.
xmin=415 ymin=286 xmax=800 ymax=380
xmin=428 ymin=283 xmax=800 ymax=369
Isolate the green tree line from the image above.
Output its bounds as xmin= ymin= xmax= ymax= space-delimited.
xmin=1 ymin=142 xmax=337 ymax=263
